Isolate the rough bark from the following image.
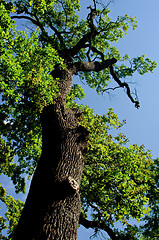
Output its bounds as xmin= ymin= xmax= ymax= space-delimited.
xmin=12 ymin=68 xmax=89 ymax=240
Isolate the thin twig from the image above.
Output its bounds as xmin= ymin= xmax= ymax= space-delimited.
xmin=103 ymin=86 xmax=121 ymax=92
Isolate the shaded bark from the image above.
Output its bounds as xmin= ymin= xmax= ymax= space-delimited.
xmin=12 ymin=69 xmax=89 ymax=240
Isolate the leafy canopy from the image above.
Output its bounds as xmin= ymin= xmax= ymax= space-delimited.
xmin=0 ymin=0 xmax=158 ymax=239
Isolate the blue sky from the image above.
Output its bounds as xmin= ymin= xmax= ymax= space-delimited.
xmin=1 ymin=0 xmax=159 ymax=239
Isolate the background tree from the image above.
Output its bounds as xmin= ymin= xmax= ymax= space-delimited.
xmin=0 ymin=0 xmax=158 ymax=239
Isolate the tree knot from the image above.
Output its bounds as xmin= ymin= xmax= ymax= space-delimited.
xmin=68 ymin=176 xmax=79 ymax=192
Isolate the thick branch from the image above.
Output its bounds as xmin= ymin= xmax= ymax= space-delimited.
xmin=69 ymin=30 xmax=99 ymax=58
xmin=79 ymin=215 xmax=118 ymax=240
xmin=72 ymin=58 xmax=117 ymax=73
xmin=109 ymin=65 xmax=140 ymax=108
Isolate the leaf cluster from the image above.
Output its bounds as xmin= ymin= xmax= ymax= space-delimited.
xmin=0 ymin=184 xmax=24 ymax=240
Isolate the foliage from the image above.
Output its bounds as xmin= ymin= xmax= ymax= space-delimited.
xmin=0 ymin=184 xmax=24 ymax=240
xmin=79 ymin=106 xmax=155 ymax=231
xmin=0 ymin=0 xmax=158 ymax=239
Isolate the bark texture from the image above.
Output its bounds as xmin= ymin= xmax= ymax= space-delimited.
xmin=12 ymin=68 xmax=89 ymax=240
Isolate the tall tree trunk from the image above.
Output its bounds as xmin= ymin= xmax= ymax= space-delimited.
xmin=12 ymin=69 xmax=89 ymax=240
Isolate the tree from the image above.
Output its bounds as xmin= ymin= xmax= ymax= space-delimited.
xmin=0 ymin=0 xmax=157 ymax=239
